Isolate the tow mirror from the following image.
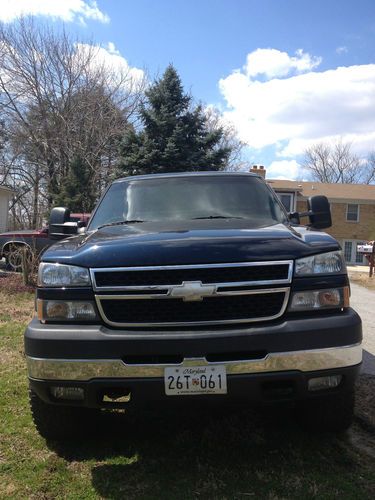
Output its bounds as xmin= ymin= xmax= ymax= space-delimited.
xmin=49 ymin=207 xmax=78 ymax=240
xmin=290 ymin=195 xmax=332 ymax=229
xmin=307 ymin=195 xmax=332 ymax=229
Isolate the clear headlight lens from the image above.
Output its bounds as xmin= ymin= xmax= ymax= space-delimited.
xmin=37 ymin=299 xmax=98 ymax=321
xmin=294 ymin=251 xmax=346 ymax=276
xmin=38 ymin=263 xmax=91 ymax=287
xmin=288 ymin=287 xmax=349 ymax=312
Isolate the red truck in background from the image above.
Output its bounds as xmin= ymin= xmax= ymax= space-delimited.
xmin=0 ymin=213 xmax=90 ymax=271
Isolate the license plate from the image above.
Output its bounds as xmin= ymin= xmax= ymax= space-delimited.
xmin=164 ymin=365 xmax=227 ymax=395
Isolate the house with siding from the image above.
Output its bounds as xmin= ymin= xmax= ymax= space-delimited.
xmin=269 ymin=178 xmax=375 ymax=265
xmin=249 ymin=166 xmax=375 ymax=265
xmin=0 ymin=186 xmax=13 ymax=232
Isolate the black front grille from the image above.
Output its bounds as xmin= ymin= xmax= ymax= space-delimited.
xmin=94 ymin=264 xmax=290 ymax=287
xmin=99 ymin=292 xmax=286 ymax=325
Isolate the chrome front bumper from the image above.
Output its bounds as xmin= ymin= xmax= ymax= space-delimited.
xmin=27 ymin=343 xmax=362 ymax=381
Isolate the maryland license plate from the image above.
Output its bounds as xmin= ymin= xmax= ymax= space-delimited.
xmin=164 ymin=365 xmax=227 ymax=396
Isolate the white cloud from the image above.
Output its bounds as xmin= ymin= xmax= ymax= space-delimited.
xmin=336 ymin=46 xmax=348 ymax=55
xmin=245 ymin=48 xmax=321 ymax=79
xmin=267 ymin=160 xmax=301 ymax=180
xmin=279 ymin=132 xmax=375 ymax=158
xmin=76 ymin=42 xmax=145 ymax=86
xmin=0 ymin=0 xmax=109 ymax=24
xmin=219 ymin=49 xmax=375 ymax=163
xmin=105 ymin=42 xmax=120 ymax=56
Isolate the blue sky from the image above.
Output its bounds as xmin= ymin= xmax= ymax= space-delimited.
xmin=95 ymin=0 xmax=375 ymax=101
xmin=2 ymin=0 xmax=375 ymax=178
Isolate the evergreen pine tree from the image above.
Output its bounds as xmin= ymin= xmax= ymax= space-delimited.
xmin=54 ymin=156 xmax=96 ymax=212
xmin=119 ymin=65 xmax=231 ymax=175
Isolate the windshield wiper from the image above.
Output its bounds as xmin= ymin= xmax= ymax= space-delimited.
xmin=97 ymin=220 xmax=146 ymax=230
xmin=192 ymin=215 xmax=244 ymax=220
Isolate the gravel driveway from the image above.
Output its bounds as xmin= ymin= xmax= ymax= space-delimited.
xmin=349 ymin=281 xmax=375 ymax=375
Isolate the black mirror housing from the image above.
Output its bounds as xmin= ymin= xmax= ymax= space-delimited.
xmin=49 ymin=207 xmax=78 ymax=240
xmin=307 ymin=195 xmax=332 ymax=229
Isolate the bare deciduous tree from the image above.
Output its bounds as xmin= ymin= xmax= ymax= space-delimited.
xmin=204 ymin=106 xmax=245 ymax=171
xmin=366 ymin=151 xmax=375 ymax=184
xmin=303 ymin=140 xmax=375 ymax=184
xmin=0 ymin=17 xmax=146 ymax=227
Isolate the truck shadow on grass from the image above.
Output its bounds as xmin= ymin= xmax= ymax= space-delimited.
xmin=48 ymin=383 xmax=375 ymax=499
xmin=362 ymin=349 xmax=375 ymax=376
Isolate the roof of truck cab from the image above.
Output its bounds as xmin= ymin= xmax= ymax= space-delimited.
xmin=113 ymin=171 xmax=259 ymax=183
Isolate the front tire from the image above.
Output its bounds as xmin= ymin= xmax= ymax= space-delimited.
xmin=29 ymin=389 xmax=99 ymax=440
xmin=296 ymin=390 xmax=355 ymax=432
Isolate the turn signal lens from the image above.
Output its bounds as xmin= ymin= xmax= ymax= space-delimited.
xmin=38 ymin=300 xmax=98 ymax=322
xmin=288 ymin=287 xmax=349 ymax=312
xmin=46 ymin=301 xmax=69 ymax=319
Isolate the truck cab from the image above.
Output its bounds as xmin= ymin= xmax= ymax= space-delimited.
xmin=25 ymin=172 xmax=362 ymax=439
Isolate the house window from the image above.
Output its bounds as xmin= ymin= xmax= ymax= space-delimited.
xmin=346 ymin=204 xmax=359 ymax=222
xmin=278 ymin=193 xmax=294 ymax=212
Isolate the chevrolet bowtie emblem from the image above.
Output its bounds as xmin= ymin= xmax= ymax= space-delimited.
xmin=170 ymin=281 xmax=216 ymax=302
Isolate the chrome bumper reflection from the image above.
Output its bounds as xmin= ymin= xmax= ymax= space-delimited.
xmin=26 ymin=344 xmax=362 ymax=381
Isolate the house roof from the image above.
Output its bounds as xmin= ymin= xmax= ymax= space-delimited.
xmin=267 ymin=179 xmax=375 ymax=202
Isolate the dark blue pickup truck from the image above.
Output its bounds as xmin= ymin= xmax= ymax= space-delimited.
xmin=25 ymin=172 xmax=362 ymax=439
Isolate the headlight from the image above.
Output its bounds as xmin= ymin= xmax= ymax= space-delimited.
xmin=37 ymin=299 xmax=98 ymax=322
xmin=294 ymin=251 xmax=346 ymax=276
xmin=38 ymin=263 xmax=91 ymax=287
xmin=288 ymin=287 xmax=349 ymax=312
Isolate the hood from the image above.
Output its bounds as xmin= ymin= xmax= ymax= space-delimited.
xmin=41 ymin=219 xmax=340 ymax=268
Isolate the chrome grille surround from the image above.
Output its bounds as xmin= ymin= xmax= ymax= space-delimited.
xmin=91 ymin=261 xmax=293 ymax=327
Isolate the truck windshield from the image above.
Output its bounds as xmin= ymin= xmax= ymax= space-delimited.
xmin=88 ymin=175 xmax=288 ymax=230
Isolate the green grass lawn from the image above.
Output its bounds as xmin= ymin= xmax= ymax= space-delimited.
xmin=0 ymin=288 xmax=374 ymax=499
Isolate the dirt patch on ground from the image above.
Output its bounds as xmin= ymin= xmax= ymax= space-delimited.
xmin=0 ymin=272 xmax=35 ymax=295
xmin=0 ymin=286 xmax=34 ymax=324
xmin=349 ymin=271 xmax=375 ymax=291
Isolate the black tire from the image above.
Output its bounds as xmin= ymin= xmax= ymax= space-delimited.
xmin=296 ymin=390 xmax=355 ymax=433
xmin=29 ymin=389 xmax=100 ymax=440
